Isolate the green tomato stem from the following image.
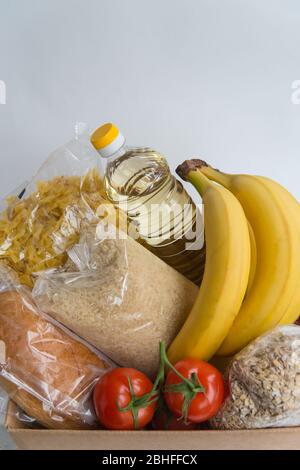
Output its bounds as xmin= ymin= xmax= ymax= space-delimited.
xmin=117 ymin=342 xmax=206 ymax=428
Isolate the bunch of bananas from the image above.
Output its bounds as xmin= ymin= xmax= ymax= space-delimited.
xmin=168 ymin=159 xmax=300 ymax=364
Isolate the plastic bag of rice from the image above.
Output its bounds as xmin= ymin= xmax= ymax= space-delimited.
xmin=32 ymin=223 xmax=198 ymax=377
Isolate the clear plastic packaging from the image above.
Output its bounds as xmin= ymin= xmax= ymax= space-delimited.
xmin=32 ymin=222 xmax=198 ymax=377
xmin=0 ymin=264 xmax=114 ymax=430
xmin=0 ymin=124 xmax=106 ymax=288
xmin=0 ymin=124 xmax=198 ymax=430
xmin=211 ymin=325 xmax=300 ymax=430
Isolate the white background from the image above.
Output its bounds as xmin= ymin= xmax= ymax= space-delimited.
xmin=0 ymin=0 xmax=300 ymax=200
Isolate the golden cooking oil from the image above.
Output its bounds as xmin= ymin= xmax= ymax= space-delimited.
xmin=91 ymin=124 xmax=205 ymax=284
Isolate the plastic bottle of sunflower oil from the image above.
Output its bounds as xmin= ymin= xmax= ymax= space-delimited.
xmin=90 ymin=123 xmax=205 ymax=285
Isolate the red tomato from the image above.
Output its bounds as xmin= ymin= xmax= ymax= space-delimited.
xmin=152 ymin=409 xmax=197 ymax=430
xmin=93 ymin=368 xmax=157 ymax=430
xmin=164 ymin=359 xmax=224 ymax=423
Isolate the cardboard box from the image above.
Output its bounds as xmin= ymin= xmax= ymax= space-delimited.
xmin=5 ymin=401 xmax=300 ymax=450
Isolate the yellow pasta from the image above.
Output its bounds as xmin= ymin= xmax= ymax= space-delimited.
xmin=0 ymin=169 xmax=106 ymax=287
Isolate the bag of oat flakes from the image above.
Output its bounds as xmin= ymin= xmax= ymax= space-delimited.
xmin=211 ymin=325 xmax=300 ymax=429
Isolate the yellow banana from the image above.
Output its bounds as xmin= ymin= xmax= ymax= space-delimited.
xmin=198 ymin=162 xmax=300 ymax=356
xmin=259 ymin=177 xmax=300 ymax=325
xmin=167 ymin=161 xmax=250 ymax=364
xmin=246 ymin=221 xmax=257 ymax=297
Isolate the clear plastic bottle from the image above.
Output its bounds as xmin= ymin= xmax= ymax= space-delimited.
xmin=91 ymin=123 xmax=205 ymax=284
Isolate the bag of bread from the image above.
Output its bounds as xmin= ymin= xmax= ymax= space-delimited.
xmin=0 ymin=265 xmax=115 ymax=430
xmin=33 ymin=223 xmax=198 ymax=377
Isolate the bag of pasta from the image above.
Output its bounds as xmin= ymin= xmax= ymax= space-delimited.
xmin=0 ymin=124 xmax=112 ymax=288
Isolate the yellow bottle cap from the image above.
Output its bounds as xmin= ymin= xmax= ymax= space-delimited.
xmin=91 ymin=123 xmax=120 ymax=150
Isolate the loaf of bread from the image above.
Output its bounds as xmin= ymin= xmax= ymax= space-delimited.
xmin=0 ymin=289 xmax=111 ymax=429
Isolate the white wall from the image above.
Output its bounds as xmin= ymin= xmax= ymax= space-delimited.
xmin=0 ymin=0 xmax=300 ymax=200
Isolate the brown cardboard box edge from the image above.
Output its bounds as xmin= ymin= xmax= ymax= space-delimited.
xmin=5 ymin=401 xmax=300 ymax=450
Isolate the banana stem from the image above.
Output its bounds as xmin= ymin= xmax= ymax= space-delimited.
xmin=176 ymin=159 xmax=231 ymax=193
xmin=200 ymin=166 xmax=231 ymax=189
xmin=187 ymin=170 xmax=211 ymax=196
